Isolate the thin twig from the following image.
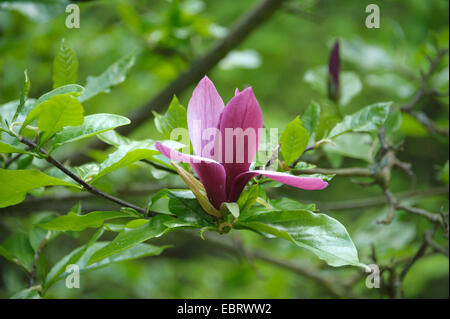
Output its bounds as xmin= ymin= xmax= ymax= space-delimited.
xmin=396 ymin=203 xmax=445 ymax=226
xmin=18 ymin=136 xmax=157 ymax=217
xmin=400 ymin=48 xmax=449 ymax=138
xmin=4 ymin=152 xmax=25 ymax=168
xmin=29 ymin=237 xmax=48 ymax=288
xmin=317 ymin=186 xmax=449 ymax=211
xmin=141 ymin=159 xmax=177 ymax=174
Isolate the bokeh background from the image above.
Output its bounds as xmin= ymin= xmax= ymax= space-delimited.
xmin=0 ymin=0 xmax=448 ymax=298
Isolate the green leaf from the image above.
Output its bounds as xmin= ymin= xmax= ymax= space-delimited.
xmin=340 ymin=72 xmax=362 ymax=106
xmin=153 ymin=95 xmax=188 ymax=139
xmin=87 ymin=214 xmax=173 ymax=265
xmin=269 ymin=197 xmax=317 ymax=212
xmin=28 ymin=213 xmax=58 ymax=253
xmin=438 ymin=160 xmax=449 ymax=184
xmin=237 ymin=184 xmax=259 ymax=214
xmin=0 ymin=141 xmax=31 ymax=154
xmin=44 ymin=241 xmax=167 ymax=289
xmin=10 ymin=287 xmax=40 ymax=299
xmin=1 ymin=99 xmax=36 ymax=131
xmin=39 ymin=94 xmax=84 ymax=143
xmin=328 ymin=102 xmax=392 ymax=139
xmin=1 ymin=232 xmax=34 ymax=271
xmin=385 ymin=108 xmax=402 ymax=138
xmin=236 ymin=210 xmax=362 ymax=267
xmin=78 ymin=52 xmax=136 ymax=102
xmin=39 ymin=211 xmax=135 ymax=232
xmin=303 ymin=66 xmax=327 ymax=95
xmin=53 ymin=39 xmax=79 ymax=89
xmin=52 ymin=113 xmax=130 ymax=149
xmin=92 ymin=140 xmax=159 ymax=182
xmin=96 ymin=129 xmax=132 ymax=147
xmin=79 ymin=242 xmax=167 ymax=272
xmin=301 ymin=101 xmax=321 ymax=137
xmin=0 ymin=169 xmax=78 ymax=208
xmin=280 ymin=117 xmax=309 ymax=165
xmin=303 ymin=66 xmax=362 ymax=106
xmin=161 ymin=189 xmax=215 ymax=227
xmin=44 ymin=227 xmax=104 ymax=289
xmin=0 ymin=244 xmax=27 ymax=270
xmin=324 ymin=133 xmax=376 ymax=162
xmin=400 ymin=112 xmax=428 ymax=137
xmin=21 ymin=93 xmax=85 ymax=144
xmin=12 ymin=70 xmax=31 ymax=122
xmin=16 ymin=85 xmax=83 ymax=132
xmin=34 ymin=84 xmax=84 ymax=108
xmin=0 ymin=245 xmax=15 ymax=262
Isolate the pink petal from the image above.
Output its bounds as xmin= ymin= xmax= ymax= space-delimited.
xmin=187 ymin=76 xmax=225 ymax=159
xmin=216 ymin=87 xmax=263 ymax=195
xmin=155 ymin=141 xmax=227 ymax=208
xmin=229 ymin=170 xmax=328 ymax=202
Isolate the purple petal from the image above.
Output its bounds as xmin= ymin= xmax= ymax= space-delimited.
xmin=155 ymin=141 xmax=227 ymax=208
xmin=187 ymin=76 xmax=225 ymax=159
xmin=229 ymin=170 xmax=328 ymax=202
xmin=216 ymin=87 xmax=263 ymax=196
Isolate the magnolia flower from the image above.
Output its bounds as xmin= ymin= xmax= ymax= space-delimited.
xmin=155 ymin=76 xmax=328 ymax=214
xmin=327 ymin=41 xmax=340 ymax=102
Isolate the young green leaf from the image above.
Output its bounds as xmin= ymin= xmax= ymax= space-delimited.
xmin=301 ymin=100 xmax=321 ymax=137
xmin=153 ymin=95 xmax=188 ymax=139
xmin=52 ymin=113 xmax=130 ymax=150
xmin=280 ymin=117 xmax=309 ymax=165
xmin=53 ymin=40 xmax=79 ymax=89
xmin=39 ymin=211 xmax=135 ymax=232
xmin=236 ymin=209 xmax=362 ymax=268
xmin=92 ymin=140 xmax=159 ymax=182
xmin=327 ymin=102 xmax=392 ymax=139
xmin=0 ymin=169 xmax=78 ymax=208
xmin=34 ymin=84 xmax=84 ymax=107
xmin=339 ymin=72 xmax=362 ymax=106
xmin=21 ymin=93 xmax=85 ymax=144
xmin=12 ymin=70 xmax=31 ymax=122
xmin=237 ymin=184 xmax=259 ymax=213
xmin=78 ymin=52 xmax=136 ymax=102
xmin=0 ymin=141 xmax=31 ymax=154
